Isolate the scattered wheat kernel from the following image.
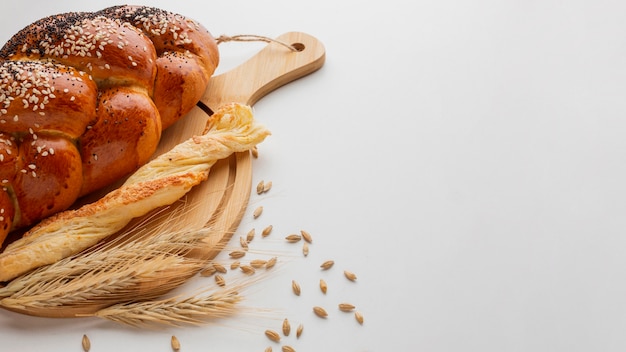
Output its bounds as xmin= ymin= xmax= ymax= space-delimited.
xmin=282 ymin=318 xmax=291 ymax=336
xmin=320 ymin=260 xmax=334 ymax=270
xmin=200 ymin=266 xmax=217 ymax=277
xmin=240 ymin=265 xmax=256 ymax=275
xmin=344 ymin=270 xmax=357 ymax=281
xmin=247 ymin=228 xmax=255 ymax=243
xmin=265 ymin=329 xmax=281 ymax=343
xmin=302 ymin=242 xmax=309 ymax=257
xmin=313 ymin=306 xmax=328 ymax=318
xmin=263 ymin=181 xmax=272 ymax=193
xmin=292 ymin=280 xmax=301 ymax=296
xmin=253 ymin=206 xmax=263 ymax=219
xmin=355 ymin=311 xmax=364 ymax=325
xmin=265 ymin=347 xmax=272 ymax=352
xmin=171 ymin=335 xmax=181 ymax=351
xmin=251 ymin=146 xmax=259 ymax=158
xmin=296 ymin=324 xmax=304 ymax=338
xmin=300 ymin=230 xmax=312 ymax=243
xmin=256 ymin=180 xmax=265 ymax=195
xmin=319 ymin=279 xmax=328 ymax=294
xmin=285 ymin=234 xmax=302 ymax=243
xmin=213 ymin=263 xmax=227 ymax=273
xmin=215 ymin=274 xmax=226 ymax=287
xmin=250 ymin=259 xmax=267 ymax=268
xmin=282 ymin=346 xmax=295 ymax=352
xmin=339 ymin=303 xmax=356 ymax=312
xmin=239 ymin=236 xmax=249 ymax=249
xmin=266 ymin=257 xmax=277 ymax=269
xmin=230 ymin=261 xmax=241 ymax=270
xmin=82 ymin=334 xmax=91 ymax=352
xmin=262 ymin=225 xmax=273 ymax=237
xmin=229 ymin=250 xmax=246 ymax=259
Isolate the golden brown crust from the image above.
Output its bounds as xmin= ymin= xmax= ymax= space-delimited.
xmin=78 ymin=87 xmax=161 ymax=196
xmin=97 ymin=5 xmax=219 ymax=128
xmin=0 ymin=60 xmax=98 ymax=138
xmin=14 ymin=134 xmax=83 ymax=227
xmin=0 ymin=61 xmax=98 ymax=231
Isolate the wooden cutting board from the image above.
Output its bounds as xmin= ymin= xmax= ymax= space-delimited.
xmin=3 ymin=32 xmax=325 ymax=318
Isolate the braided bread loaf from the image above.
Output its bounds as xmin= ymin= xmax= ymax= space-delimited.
xmin=0 ymin=5 xmax=219 ymax=246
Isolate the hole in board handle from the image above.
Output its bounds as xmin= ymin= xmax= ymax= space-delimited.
xmin=291 ymin=42 xmax=305 ymax=52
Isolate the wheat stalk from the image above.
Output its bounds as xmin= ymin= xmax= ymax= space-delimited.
xmin=89 ymin=288 xmax=242 ymax=327
xmin=0 ymin=218 xmax=219 ymax=311
xmin=0 ymin=192 xmax=242 ymax=322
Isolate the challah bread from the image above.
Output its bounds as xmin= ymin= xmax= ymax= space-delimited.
xmin=0 ymin=6 xmax=219 ymax=247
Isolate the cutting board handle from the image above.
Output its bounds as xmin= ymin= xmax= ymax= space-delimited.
xmin=200 ymin=32 xmax=326 ymax=109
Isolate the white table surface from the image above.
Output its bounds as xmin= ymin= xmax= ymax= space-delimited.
xmin=2 ymin=0 xmax=626 ymax=351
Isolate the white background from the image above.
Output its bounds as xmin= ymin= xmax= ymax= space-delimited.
xmin=1 ymin=0 xmax=626 ymax=351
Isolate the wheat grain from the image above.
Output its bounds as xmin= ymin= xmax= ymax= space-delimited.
xmin=265 ymin=347 xmax=272 ymax=352
xmin=251 ymin=145 xmax=259 ymax=158
xmin=266 ymin=257 xmax=277 ymax=269
xmin=313 ymin=306 xmax=328 ymax=318
xmin=250 ymin=259 xmax=267 ymax=268
xmin=200 ymin=266 xmax=217 ymax=277
xmin=263 ymin=181 xmax=272 ymax=193
xmin=256 ymin=180 xmax=265 ymax=195
xmin=355 ymin=311 xmax=364 ymax=325
xmin=320 ymin=260 xmax=334 ymax=270
xmin=253 ymin=206 xmax=263 ymax=219
xmin=240 ymin=265 xmax=255 ymax=275
xmin=282 ymin=318 xmax=291 ymax=336
xmin=229 ymin=250 xmax=246 ymax=259
xmin=82 ymin=334 xmax=91 ymax=352
xmin=265 ymin=329 xmax=281 ymax=343
xmin=296 ymin=324 xmax=303 ymax=338
xmin=246 ymin=228 xmax=255 ymax=243
xmin=319 ymin=279 xmax=327 ymax=294
xmin=215 ymin=274 xmax=226 ymax=287
xmin=239 ymin=236 xmax=249 ymax=250
xmin=292 ymin=280 xmax=301 ymax=296
xmin=171 ymin=335 xmax=181 ymax=351
xmin=300 ymin=230 xmax=312 ymax=243
xmin=339 ymin=303 xmax=355 ymax=312
xmin=282 ymin=346 xmax=295 ymax=352
xmin=213 ymin=263 xmax=227 ymax=273
xmin=262 ymin=225 xmax=273 ymax=237
xmin=230 ymin=261 xmax=241 ymax=270
xmin=285 ymin=234 xmax=301 ymax=243
xmin=344 ymin=270 xmax=357 ymax=281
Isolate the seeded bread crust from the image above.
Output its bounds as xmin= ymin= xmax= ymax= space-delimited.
xmin=0 ymin=6 xmax=219 ymax=246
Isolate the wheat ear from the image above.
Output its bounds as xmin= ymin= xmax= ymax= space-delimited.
xmin=89 ymin=288 xmax=242 ymax=328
